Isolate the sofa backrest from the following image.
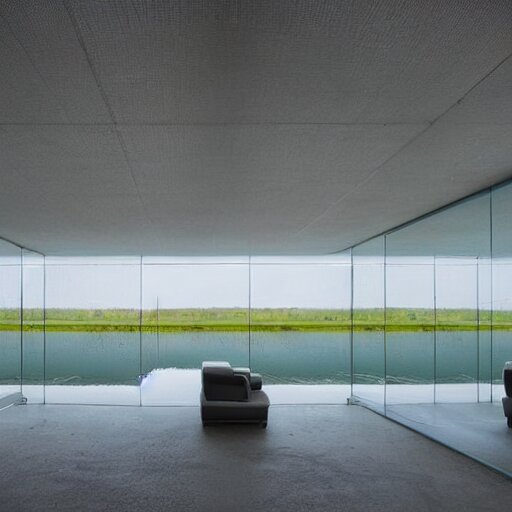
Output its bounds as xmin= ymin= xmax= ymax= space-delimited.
xmin=202 ymin=361 xmax=250 ymax=401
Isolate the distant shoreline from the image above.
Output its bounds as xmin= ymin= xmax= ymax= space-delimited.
xmin=1 ymin=324 xmax=508 ymax=333
xmin=0 ymin=307 xmax=508 ymax=332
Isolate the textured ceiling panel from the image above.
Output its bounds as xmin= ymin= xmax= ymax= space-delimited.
xmin=0 ymin=0 xmax=110 ymax=123
xmin=441 ymin=57 xmax=512 ymax=125
xmin=297 ymin=122 xmax=512 ymax=253
xmin=119 ymin=124 xmax=426 ymax=252
xmin=0 ymin=125 xmax=133 ymax=194
xmin=121 ymin=123 xmax=424 ymax=197
xmin=0 ymin=184 xmax=161 ymax=256
xmin=0 ymin=0 xmax=510 ymax=255
xmin=66 ymin=0 xmax=512 ymax=124
xmin=0 ymin=124 xmax=160 ymax=254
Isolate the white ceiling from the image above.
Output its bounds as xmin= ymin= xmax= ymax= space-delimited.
xmin=0 ymin=0 xmax=511 ymax=255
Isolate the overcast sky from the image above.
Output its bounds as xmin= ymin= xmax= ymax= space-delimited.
xmin=42 ymin=262 xmax=352 ymax=309
xmin=4 ymin=257 xmax=510 ymax=310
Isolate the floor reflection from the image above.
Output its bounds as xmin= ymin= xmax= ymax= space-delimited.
xmin=385 ymin=402 xmax=512 ymax=477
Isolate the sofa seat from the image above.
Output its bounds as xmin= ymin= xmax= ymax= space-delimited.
xmin=200 ymin=390 xmax=270 ymax=426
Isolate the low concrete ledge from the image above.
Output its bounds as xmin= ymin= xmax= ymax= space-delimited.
xmin=0 ymin=392 xmax=24 ymax=411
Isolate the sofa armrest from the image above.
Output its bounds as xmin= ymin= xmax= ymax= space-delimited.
xmin=249 ymin=373 xmax=262 ymax=390
xmin=233 ymin=367 xmax=263 ymax=391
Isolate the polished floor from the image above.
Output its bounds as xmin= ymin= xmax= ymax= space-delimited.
xmin=385 ymin=402 xmax=512 ymax=477
xmin=0 ymin=404 xmax=511 ymax=512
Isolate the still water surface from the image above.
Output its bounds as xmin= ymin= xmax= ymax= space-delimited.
xmin=2 ymin=330 xmax=509 ymax=387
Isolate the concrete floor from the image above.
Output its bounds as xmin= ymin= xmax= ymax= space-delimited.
xmin=385 ymin=402 xmax=512 ymax=477
xmin=0 ymin=405 xmax=511 ymax=512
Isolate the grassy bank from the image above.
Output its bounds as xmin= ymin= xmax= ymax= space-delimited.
xmin=0 ymin=307 xmax=510 ymax=333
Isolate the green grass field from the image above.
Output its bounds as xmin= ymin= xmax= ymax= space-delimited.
xmin=0 ymin=307 xmax=509 ymax=333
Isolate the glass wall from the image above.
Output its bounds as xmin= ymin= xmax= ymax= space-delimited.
xmin=385 ymin=252 xmax=435 ymax=405
xmin=477 ymin=256 xmax=492 ymax=403
xmin=430 ymin=194 xmax=490 ymax=404
xmin=9 ymin=254 xmax=351 ymax=406
xmin=352 ymin=237 xmax=385 ymax=410
xmin=140 ymin=257 xmax=250 ymax=405
xmin=1 ymin=179 xmax=511 ymax=415
xmin=352 ymin=191 xmax=493 ymax=407
xmin=349 ymin=189 xmax=512 ymax=475
xmin=21 ymin=249 xmax=45 ymax=404
xmin=250 ymin=254 xmax=352 ymax=403
xmin=0 ymin=239 xmax=22 ymax=402
xmin=44 ymin=257 xmax=141 ymax=405
xmin=491 ymin=183 xmax=512 ymax=402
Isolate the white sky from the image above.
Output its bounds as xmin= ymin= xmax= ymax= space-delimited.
xmin=43 ymin=263 xmax=352 ymax=309
xmin=7 ymin=257 xmax=512 ymax=311
xmin=0 ymin=265 xmax=21 ymax=308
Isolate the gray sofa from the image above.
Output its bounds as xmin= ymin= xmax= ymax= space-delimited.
xmin=200 ymin=361 xmax=270 ymax=427
xmin=503 ymin=361 xmax=512 ymax=428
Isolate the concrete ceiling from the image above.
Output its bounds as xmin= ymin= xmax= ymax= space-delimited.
xmin=0 ymin=0 xmax=511 ymax=256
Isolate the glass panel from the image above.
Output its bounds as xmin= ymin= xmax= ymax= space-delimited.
xmin=352 ymin=237 xmax=385 ymax=410
xmin=491 ymin=183 xmax=512 ymax=402
xmin=384 ymin=193 xmax=491 ymax=406
xmin=141 ymin=263 xmax=249 ymax=405
xmin=478 ymin=258 xmax=492 ymax=402
xmin=250 ymin=258 xmax=351 ymax=404
xmin=435 ymin=259 xmax=478 ymax=402
xmin=21 ymin=250 xmax=45 ymax=404
xmin=44 ymin=260 xmax=141 ymax=405
xmin=382 ymin=194 xmax=491 ymax=258
xmin=385 ymin=229 xmax=435 ymax=405
xmin=385 ymin=260 xmax=435 ymax=404
xmin=492 ymin=260 xmax=512 ymax=402
xmin=0 ymin=240 xmax=22 ymax=401
xmin=424 ymin=193 xmax=491 ymax=403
